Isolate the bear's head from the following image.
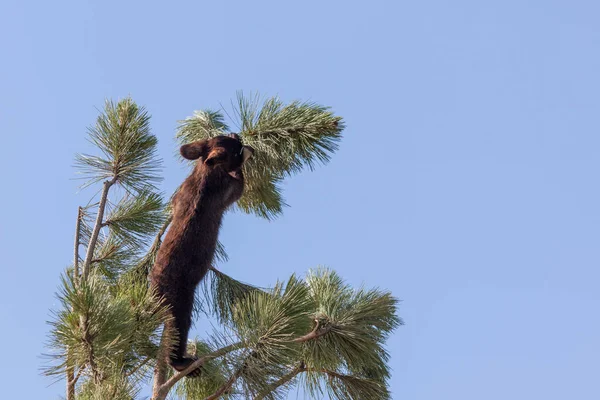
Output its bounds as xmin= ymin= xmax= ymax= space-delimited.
xmin=180 ymin=133 xmax=254 ymax=179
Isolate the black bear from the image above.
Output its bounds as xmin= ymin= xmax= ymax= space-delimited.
xmin=150 ymin=133 xmax=254 ymax=375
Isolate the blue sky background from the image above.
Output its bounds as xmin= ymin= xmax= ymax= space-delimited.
xmin=1 ymin=0 xmax=599 ymax=398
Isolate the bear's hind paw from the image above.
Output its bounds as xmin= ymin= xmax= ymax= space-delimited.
xmin=171 ymin=356 xmax=203 ymax=378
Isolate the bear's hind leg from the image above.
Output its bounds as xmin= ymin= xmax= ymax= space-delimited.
xmin=168 ymin=291 xmax=203 ymax=377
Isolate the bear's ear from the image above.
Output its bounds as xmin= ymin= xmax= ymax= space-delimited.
xmin=180 ymin=140 xmax=209 ymax=160
xmin=204 ymin=147 xmax=228 ymax=166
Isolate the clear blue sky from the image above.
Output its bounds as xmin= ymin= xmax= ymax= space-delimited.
xmin=1 ymin=0 xmax=599 ymax=398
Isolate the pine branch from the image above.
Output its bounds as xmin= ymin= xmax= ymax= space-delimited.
xmin=67 ymin=207 xmax=83 ymax=400
xmin=75 ymin=98 xmax=163 ymax=193
xmin=200 ymin=266 xmax=263 ymax=324
xmin=253 ymin=362 xmax=305 ymax=400
xmin=70 ymin=366 xmax=84 ymax=386
xmin=205 ymin=311 xmax=335 ymax=400
xmin=102 ymin=190 xmax=165 ymax=250
xmin=152 ymin=341 xmax=244 ymax=400
xmin=205 ymin=317 xmax=329 ymax=400
xmin=320 ymin=368 xmax=391 ymax=399
xmin=77 ymin=207 xmax=94 ymax=250
xmin=51 ymin=98 xmax=171 ymax=399
xmin=146 ymin=214 xmax=171 ymax=260
xmin=126 ymin=357 xmax=151 ymax=378
xmin=177 ymin=94 xmax=344 ymax=220
xmin=176 ymin=109 xmax=229 ymax=148
xmin=82 ymin=178 xmax=116 ymax=281
xmin=91 ymin=234 xmax=134 ymax=280
xmin=292 ymin=319 xmax=332 ymax=343
xmin=204 ymin=368 xmax=242 ymax=400
xmin=66 ymin=364 xmax=85 ymax=400
xmin=165 ymin=342 xmax=244 ymax=387
xmin=129 ymin=215 xmax=171 ymax=281
xmin=175 ymin=339 xmax=237 ymax=399
xmin=258 ymin=365 xmax=388 ymax=400
xmin=73 ymin=207 xmax=82 ymax=284
xmin=154 ymin=215 xmax=171 ymax=245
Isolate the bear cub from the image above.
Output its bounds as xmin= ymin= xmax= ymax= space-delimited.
xmin=150 ymin=133 xmax=254 ymax=376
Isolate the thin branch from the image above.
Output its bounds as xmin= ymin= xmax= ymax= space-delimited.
xmin=126 ymin=357 xmax=151 ymax=378
xmin=248 ymin=320 xmax=333 ymax=399
xmin=247 ymin=320 xmax=333 ymax=400
xmin=204 ymin=368 xmax=242 ymax=400
xmin=253 ymin=362 xmax=305 ymax=400
xmin=73 ymin=207 xmax=82 ymax=284
xmin=310 ymin=368 xmax=364 ymax=380
xmin=71 ymin=366 xmax=84 ymax=384
xmin=152 ymin=215 xmax=171 ymax=250
xmin=202 ymin=318 xmax=330 ymax=400
xmin=203 ymin=339 xmax=312 ymax=400
xmin=152 ymin=341 xmax=244 ymax=400
xmin=82 ymin=178 xmax=116 ymax=281
xmin=164 ymin=341 xmax=244 ymax=389
xmin=67 ymin=364 xmax=85 ymax=399
xmin=67 ymin=207 xmax=83 ymax=400
xmin=254 ymin=366 xmax=367 ymax=400
xmin=137 ymin=215 xmax=171 ymax=280
xmin=292 ymin=319 xmax=332 ymax=343
xmin=144 ymin=215 xmax=171 ymax=267
xmin=208 ymin=265 xmax=259 ymax=286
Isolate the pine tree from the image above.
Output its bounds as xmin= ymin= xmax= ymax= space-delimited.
xmin=44 ymin=95 xmax=402 ymax=400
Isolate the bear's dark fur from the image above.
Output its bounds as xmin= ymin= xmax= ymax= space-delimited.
xmin=150 ymin=133 xmax=254 ymax=375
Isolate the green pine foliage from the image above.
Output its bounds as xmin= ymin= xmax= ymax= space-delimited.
xmin=104 ymin=190 xmax=166 ymax=248
xmin=46 ymin=272 xmax=169 ymax=390
xmin=45 ymin=97 xmax=171 ymax=399
xmin=175 ymin=340 xmax=234 ymax=399
xmin=179 ymin=268 xmax=401 ymax=400
xmin=176 ymin=92 xmax=344 ymax=219
xmin=45 ymin=95 xmax=400 ymax=400
xmin=75 ymin=98 xmax=162 ymax=192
